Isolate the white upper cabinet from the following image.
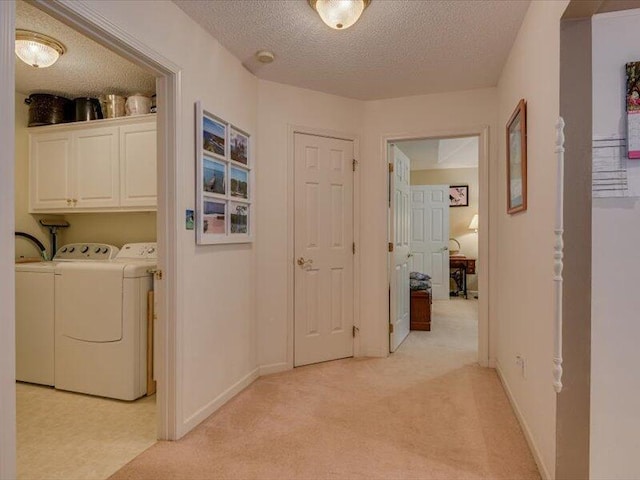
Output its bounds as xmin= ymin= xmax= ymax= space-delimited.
xmin=29 ymin=132 xmax=73 ymax=211
xmin=73 ymin=126 xmax=120 ymax=208
xmin=120 ymin=122 xmax=157 ymax=208
xmin=28 ymin=115 xmax=156 ymax=213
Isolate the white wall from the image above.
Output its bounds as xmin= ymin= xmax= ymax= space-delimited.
xmin=360 ymin=88 xmax=497 ymax=357
xmin=255 ymin=79 xmax=363 ymax=370
xmin=591 ymin=10 xmax=640 ymax=479
xmin=74 ymin=0 xmax=259 ymax=436
xmin=494 ymin=1 xmax=569 ymax=478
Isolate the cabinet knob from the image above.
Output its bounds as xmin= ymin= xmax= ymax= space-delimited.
xmin=66 ymin=199 xmax=72 ymax=205
xmin=72 ymin=199 xmax=77 ymax=205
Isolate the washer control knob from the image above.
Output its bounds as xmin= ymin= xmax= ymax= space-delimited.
xmin=81 ymin=246 xmax=89 ymax=253
xmin=102 ymin=248 xmax=108 ymax=254
xmin=148 ymin=247 xmax=155 ymax=254
xmin=61 ymin=247 xmax=67 ymax=253
xmin=95 ymin=247 xmax=101 ymax=254
xmin=69 ymin=247 xmax=75 ymax=253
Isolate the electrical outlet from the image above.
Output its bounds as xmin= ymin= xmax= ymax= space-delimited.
xmin=515 ymin=355 xmax=526 ymax=378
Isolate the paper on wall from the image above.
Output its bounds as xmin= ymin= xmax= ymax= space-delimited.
xmin=592 ymin=135 xmax=628 ymax=197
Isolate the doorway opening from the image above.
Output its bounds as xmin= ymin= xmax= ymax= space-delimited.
xmin=387 ymin=130 xmax=489 ymax=366
xmin=9 ymin=0 xmax=179 ymax=478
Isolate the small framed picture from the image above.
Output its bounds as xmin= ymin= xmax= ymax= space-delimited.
xmin=230 ymin=166 xmax=249 ymax=199
xmin=449 ymin=185 xmax=469 ymax=207
xmin=202 ymin=115 xmax=226 ymax=158
xmin=229 ymin=202 xmax=249 ymax=235
xmin=506 ymin=99 xmax=527 ymax=214
xmin=203 ymin=158 xmax=226 ymax=196
xmin=202 ymin=200 xmax=226 ymax=236
xmin=230 ymin=127 xmax=249 ymax=165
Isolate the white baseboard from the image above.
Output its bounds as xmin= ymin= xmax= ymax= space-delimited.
xmin=259 ymin=362 xmax=290 ymax=376
xmin=495 ymin=361 xmax=552 ymax=480
xmin=181 ymin=367 xmax=260 ymax=435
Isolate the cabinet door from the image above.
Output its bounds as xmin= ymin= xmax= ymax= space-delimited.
xmin=29 ymin=132 xmax=73 ymax=211
xmin=72 ymin=126 xmax=120 ymax=208
xmin=120 ymin=122 xmax=157 ymax=208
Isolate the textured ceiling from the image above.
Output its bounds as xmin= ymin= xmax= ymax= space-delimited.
xmin=15 ymin=1 xmax=155 ymax=98
xmin=396 ymin=137 xmax=478 ymax=170
xmin=174 ymin=0 xmax=531 ymax=100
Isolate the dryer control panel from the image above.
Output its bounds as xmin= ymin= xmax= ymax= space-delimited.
xmin=116 ymin=243 xmax=157 ymax=260
xmin=54 ymin=243 xmax=120 ymax=261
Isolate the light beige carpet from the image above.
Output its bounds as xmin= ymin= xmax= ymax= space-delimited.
xmin=17 ymin=383 xmax=156 ymax=480
xmin=111 ymin=299 xmax=540 ymax=480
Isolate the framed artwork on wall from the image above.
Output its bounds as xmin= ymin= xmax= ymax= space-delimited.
xmin=195 ymin=101 xmax=253 ymax=244
xmin=506 ymin=99 xmax=527 ymax=214
xmin=449 ymin=185 xmax=469 ymax=207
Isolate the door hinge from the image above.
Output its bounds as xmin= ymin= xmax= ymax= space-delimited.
xmin=352 ymin=158 xmax=358 ymax=171
xmin=389 ymin=323 xmax=394 ymax=334
xmin=149 ymin=268 xmax=163 ymax=280
xmin=352 ymin=325 xmax=359 ymax=337
xmin=388 ymin=162 xmax=394 ymax=173
xmin=388 ymin=242 xmax=394 ymax=252
xmin=352 ymin=242 xmax=356 ymax=254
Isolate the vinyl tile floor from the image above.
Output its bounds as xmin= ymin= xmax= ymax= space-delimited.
xmin=17 ymin=383 xmax=156 ymax=480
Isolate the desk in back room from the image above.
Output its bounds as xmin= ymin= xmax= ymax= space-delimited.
xmin=449 ymin=256 xmax=476 ymax=299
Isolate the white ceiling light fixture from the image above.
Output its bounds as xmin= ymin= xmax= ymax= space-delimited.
xmin=15 ymin=30 xmax=66 ymax=68
xmin=308 ymin=0 xmax=371 ymax=30
xmin=256 ymin=50 xmax=275 ymax=64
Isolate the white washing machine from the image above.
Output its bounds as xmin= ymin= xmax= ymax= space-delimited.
xmin=54 ymin=243 xmax=157 ymax=401
xmin=15 ymin=243 xmax=119 ymax=386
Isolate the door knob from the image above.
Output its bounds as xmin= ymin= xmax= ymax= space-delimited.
xmin=407 ymin=253 xmax=413 ymax=258
xmin=297 ymin=257 xmax=313 ymax=267
xmin=441 ymin=246 xmax=449 ymax=252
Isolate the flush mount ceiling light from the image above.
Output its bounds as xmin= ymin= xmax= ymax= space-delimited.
xmin=256 ymin=50 xmax=275 ymax=64
xmin=15 ymin=30 xmax=66 ymax=68
xmin=308 ymin=0 xmax=371 ymax=30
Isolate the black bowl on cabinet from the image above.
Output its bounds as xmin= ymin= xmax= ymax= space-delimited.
xmin=73 ymin=97 xmax=103 ymax=122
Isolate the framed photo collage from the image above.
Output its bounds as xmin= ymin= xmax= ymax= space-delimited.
xmin=195 ymin=101 xmax=253 ymax=244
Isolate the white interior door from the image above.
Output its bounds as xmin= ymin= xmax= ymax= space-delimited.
xmin=294 ymin=133 xmax=354 ymax=367
xmin=410 ymin=185 xmax=450 ymax=300
xmin=389 ymin=145 xmax=411 ymax=352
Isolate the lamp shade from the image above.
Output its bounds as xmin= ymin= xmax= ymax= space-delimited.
xmin=15 ymin=30 xmax=65 ymax=68
xmin=468 ymin=214 xmax=479 ymax=231
xmin=309 ymin=0 xmax=371 ymax=30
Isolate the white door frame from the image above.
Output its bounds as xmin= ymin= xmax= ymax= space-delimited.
xmin=0 ymin=2 xmax=17 ymax=477
xmin=286 ymin=126 xmax=361 ymax=370
xmin=384 ymin=126 xmax=491 ymax=366
xmin=0 ymin=3 xmax=182 ymax=474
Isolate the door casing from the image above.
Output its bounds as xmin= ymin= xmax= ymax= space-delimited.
xmin=384 ymin=127 xmax=491 ymax=367
xmin=0 ymin=4 xmax=183 ymax=468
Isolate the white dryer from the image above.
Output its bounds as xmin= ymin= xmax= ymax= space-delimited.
xmin=15 ymin=243 xmax=119 ymax=386
xmin=54 ymin=243 xmax=157 ymax=401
